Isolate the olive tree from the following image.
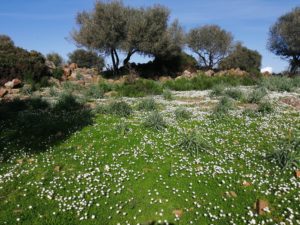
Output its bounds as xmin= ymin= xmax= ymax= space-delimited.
xmin=219 ymin=43 xmax=262 ymax=72
xmin=187 ymin=25 xmax=233 ymax=69
xmin=268 ymin=7 xmax=300 ymax=74
xmin=71 ymin=1 xmax=183 ymax=73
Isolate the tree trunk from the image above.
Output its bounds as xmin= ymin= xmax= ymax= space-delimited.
xmin=123 ymin=49 xmax=137 ymax=67
xmin=110 ymin=49 xmax=117 ymax=74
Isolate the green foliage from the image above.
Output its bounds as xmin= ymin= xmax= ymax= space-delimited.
xmin=260 ymin=76 xmax=295 ymax=92
xmin=85 ymin=85 xmax=104 ymax=99
xmin=46 ymin=52 xmax=63 ymax=67
xmin=187 ymin=25 xmax=233 ymax=69
xmin=62 ymin=81 xmax=82 ymax=94
xmin=137 ymin=98 xmax=158 ymax=111
xmin=247 ymin=87 xmax=267 ymax=103
xmin=116 ymin=79 xmax=163 ymax=97
xmin=27 ymin=97 xmax=50 ymax=110
xmin=143 ymin=111 xmax=167 ymax=130
xmin=164 ymin=74 xmax=256 ymax=91
xmin=0 ymin=35 xmax=48 ymax=85
xmin=107 ymin=101 xmax=132 ymax=117
xmin=258 ymin=101 xmax=274 ymax=114
xmin=214 ymin=96 xmax=234 ymax=115
xmin=268 ymin=7 xmax=300 ymax=74
xmin=210 ymin=83 xmax=226 ymax=96
xmin=219 ymin=43 xmax=262 ymax=72
xmin=175 ymin=107 xmax=192 ymax=120
xmin=267 ymin=133 xmax=300 ymax=169
xmin=72 ymin=1 xmax=183 ymax=72
xmin=162 ymin=89 xmax=174 ymax=100
xmin=54 ymin=94 xmax=83 ymax=111
xmin=224 ymin=88 xmax=245 ymax=101
xmin=178 ymin=130 xmax=210 ymax=157
xmin=115 ymin=122 xmax=130 ymax=135
xmin=68 ymin=49 xmax=104 ymax=71
xmin=52 ymin=68 xmax=64 ymax=80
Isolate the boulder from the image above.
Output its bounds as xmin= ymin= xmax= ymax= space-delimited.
xmin=159 ymin=76 xmax=172 ymax=83
xmin=0 ymin=88 xmax=8 ymax=98
xmin=45 ymin=60 xmax=56 ymax=70
xmin=255 ymin=199 xmax=269 ymax=215
xmin=63 ymin=67 xmax=72 ymax=77
xmin=69 ymin=63 xmax=78 ymax=71
xmin=4 ymin=79 xmax=21 ymax=89
xmin=205 ymin=70 xmax=215 ymax=77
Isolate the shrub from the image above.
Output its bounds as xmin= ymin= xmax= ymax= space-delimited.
xmin=86 ymin=85 xmax=104 ymax=99
xmin=137 ymin=98 xmax=158 ymax=111
xmin=258 ymin=101 xmax=274 ymax=114
xmin=260 ymin=76 xmax=295 ymax=92
xmin=143 ymin=111 xmax=167 ymax=130
xmin=46 ymin=52 xmax=63 ymax=67
xmin=178 ymin=130 xmax=210 ymax=157
xmin=214 ymin=96 xmax=234 ymax=115
xmin=53 ymin=94 xmax=83 ymax=111
xmin=267 ymin=133 xmax=300 ymax=169
xmin=115 ymin=122 xmax=130 ymax=135
xmin=247 ymin=87 xmax=267 ymax=103
xmin=175 ymin=107 xmax=192 ymax=120
xmin=162 ymin=89 xmax=174 ymax=100
xmin=52 ymin=68 xmax=64 ymax=80
xmin=210 ymin=83 xmax=226 ymax=96
xmin=116 ymin=79 xmax=163 ymax=97
xmin=68 ymin=49 xmax=104 ymax=71
xmin=107 ymin=101 xmax=132 ymax=117
xmin=0 ymin=35 xmax=48 ymax=85
xmin=27 ymin=97 xmax=49 ymax=110
xmin=225 ymin=88 xmax=245 ymax=101
xmin=219 ymin=43 xmax=262 ymax=72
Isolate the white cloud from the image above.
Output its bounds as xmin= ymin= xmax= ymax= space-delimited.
xmin=261 ymin=67 xmax=273 ymax=74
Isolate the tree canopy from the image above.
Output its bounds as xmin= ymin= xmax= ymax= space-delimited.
xmin=68 ymin=49 xmax=105 ymax=71
xmin=71 ymin=0 xmax=184 ymax=73
xmin=187 ymin=25 xmax=233 ymax=69
xmin=219 ymin=43 xmax=262 ymax=72
xmin=268 ymin=7 xmax=300 ymax=74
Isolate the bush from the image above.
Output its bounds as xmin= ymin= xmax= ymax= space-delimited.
xmin=27 ymin=97 xmax=49 ymax=110
xmin=258 ymin=101 xmax=274 ymax=114
xmin=214 ymin=96 xmax=234 ymax=115
xmin=53 ymin=94 xmax=83 ymax=111
xmin=86 ymin=85 xmax=104 ymax=99
xmin=225 ymin=88 xmax=245 ymax=101
xmin=247 ymin=87 xmax=267 ymax=103
xmin=178 ymin=130 xmax=210 ymax=157
xmin=260 ymin=76 xmax=295 ymax=92
xmin=175 ymin=107 xmax=192 ymax=120
xmin=210 ymin=83 xmax=226 ymax=96
xmin=116 ymin=79 xmax=163 ymax=97
xmin=162 ymin=89 xmax=174 ymax=100
xmin=46 ymin=52 xmax=63 ymax=67
xmin=267 ymin=133 xmax=300 ymax=169
xmin=107 ymin=101 xmax=132 ymax=117
xmin=137 ymin=98 xmax=158 ymax=111
xmin=68 ymin=49 xmax=104 ymax=71
xmin=52 ymin=68 xmax=64 ymax=80
xmin=0 ymin=35 xmax=48 ymax=85
xmin=143 ymin=111 xmax=167 ymax=130
xmin=219 ymin=43 xmax=262 ymax=73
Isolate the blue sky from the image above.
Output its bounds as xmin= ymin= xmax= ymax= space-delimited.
xmin=1 ymin=0 xmax=299 ymax=72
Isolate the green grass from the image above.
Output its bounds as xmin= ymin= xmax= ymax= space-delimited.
xmin=0 ymin=94 xmax=300 ymax=225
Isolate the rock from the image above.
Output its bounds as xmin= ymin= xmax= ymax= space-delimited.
xmin=183 ymin=70 xmax=192 ymax=77
xmin=172 ymin=209 xmax=183 ymax=218
xmin=295 ymin=170 xmax=300 ymax=178
xmin=159 ymin=76 xmax=172 ymax=83
xmin=69 ymin=63 xmax=78 ymax=71
xmin=54 ymin=165 xmax=61 ymax=172
xmin=280 ymin=97 xmax=300 ymax=110
xmin=226 ymin=191 xmax=237 ymax=198
xmin=0 ymin=88 xmax=8 ymax=98
xmin=63 ymin=67 xmax=72 ymax=77
xmin=4 ymin=81 xmax=14 ymax=89
xmin=242 ymin=181 xmax=252 ymax=187
xmin=104 ymin=91 xmax=118 ymax=98
xmin=256 ymin=199 xmax=269 ymax=215
xmin=205 ymin=70 xmax=215 ymax=77
xmin=12 ymin=79 xmax=21 ymax=87
xmin=45 ymin=60 xmax=56 ymax=70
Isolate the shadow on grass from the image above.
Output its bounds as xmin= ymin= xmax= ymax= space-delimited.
xmin=0 ymin=97 xmax=94 ymax=162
